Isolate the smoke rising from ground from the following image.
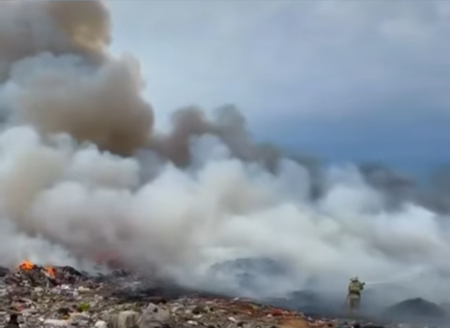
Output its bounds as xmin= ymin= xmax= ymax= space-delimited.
xmin=1 ymin=0 xmax=450 ymax=309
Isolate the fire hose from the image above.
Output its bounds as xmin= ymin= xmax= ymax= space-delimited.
xmin=364 ymin=266 xmax=429 ymax=286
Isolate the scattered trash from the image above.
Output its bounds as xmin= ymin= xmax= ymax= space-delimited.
xmin=0 ymin=261 xmax=440 ymax=328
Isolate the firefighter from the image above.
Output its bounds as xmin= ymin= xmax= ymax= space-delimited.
xmin=347 ymin=276 xmax=365 ymax=313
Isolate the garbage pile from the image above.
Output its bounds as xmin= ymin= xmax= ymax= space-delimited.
xmin=0 ymin=267 xmax=346 ymax=328
xmin=0 ymin=261 xmax=435 ymax=328
xmin=2 ymin=261 xmax=89 ymax=288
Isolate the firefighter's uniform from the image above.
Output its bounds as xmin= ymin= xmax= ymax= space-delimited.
xmin=347 ymin=277 xmax=365 ymax=313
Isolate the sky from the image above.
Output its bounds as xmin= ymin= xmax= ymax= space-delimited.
xmin=107 ymin=1 xmax=450 ymax=176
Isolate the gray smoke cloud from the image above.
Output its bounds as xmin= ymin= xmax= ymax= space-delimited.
xmin=1 ymin=0 xmax=450 ymax=310
xmin=0 ymin=1 xmax=153 ymax=155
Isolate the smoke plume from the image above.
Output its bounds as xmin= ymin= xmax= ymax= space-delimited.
xmin=1 ymin=0 xmax=450 ymax=309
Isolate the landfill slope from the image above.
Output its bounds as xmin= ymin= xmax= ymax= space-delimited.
xmin=0 ymin=263 xmax=446 ymax=328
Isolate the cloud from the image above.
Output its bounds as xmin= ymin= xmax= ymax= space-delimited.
xmin=108 ymin=1 xmax=450 ymax=117
xmin=107 ymin=1 xmax=450 ymax=169
xmin=102 ymin=0 xmax=450 ymax=199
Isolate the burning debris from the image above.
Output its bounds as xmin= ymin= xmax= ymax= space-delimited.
xmin=0 ymin=259 xmax=445 ymax=328
xmin=0 ymin=261 xmax=347 ymax=328
xmin=2 ymin=260 xmax=89 ymax=289
xmin=18 ymin=261 xmax=35 ymax=271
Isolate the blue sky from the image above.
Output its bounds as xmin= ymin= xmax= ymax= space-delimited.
xmin=107 ymin=1 xmax=450 ymax=176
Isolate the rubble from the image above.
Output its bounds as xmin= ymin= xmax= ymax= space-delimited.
xmin=0 ymin=261 xmax=444 ymax=328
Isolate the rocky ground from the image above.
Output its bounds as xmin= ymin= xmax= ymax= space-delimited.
xmin=0 ymin=263 xmax=446 ymax=328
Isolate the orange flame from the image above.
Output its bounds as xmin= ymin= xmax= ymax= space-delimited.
xmin=45 ymin=266 xmax=56 ymax=278
xmin=19 ymin=260 xmax=35 ymax=271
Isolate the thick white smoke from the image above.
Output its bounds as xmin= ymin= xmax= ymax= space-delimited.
xmin=0 ymin=0 xmax=449 ymax=308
